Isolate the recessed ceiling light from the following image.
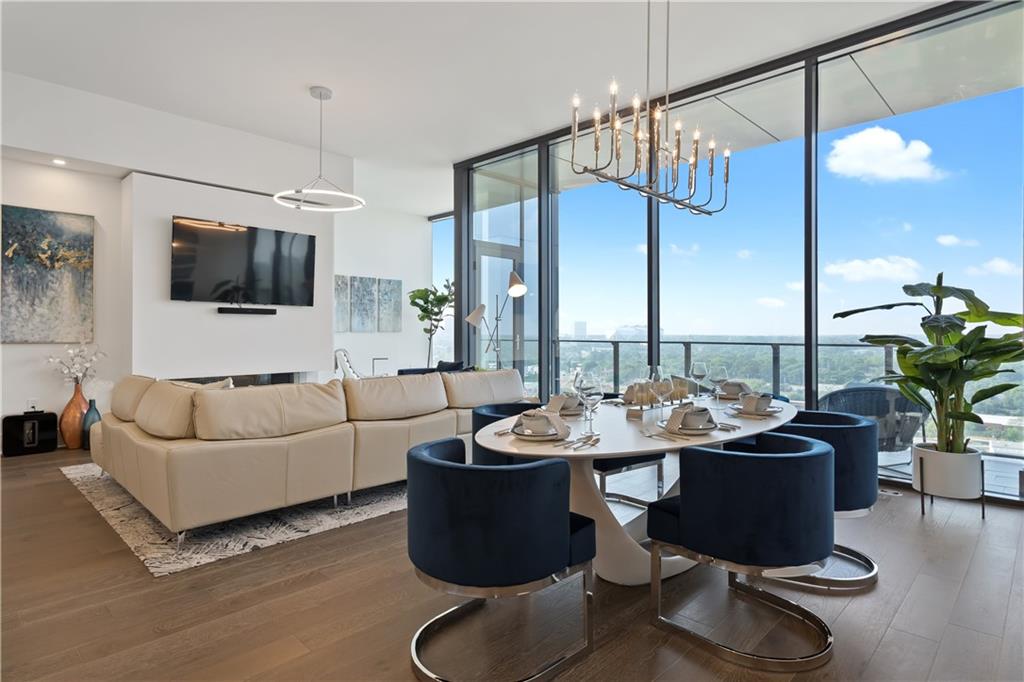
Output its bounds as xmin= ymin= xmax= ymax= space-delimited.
xmin=52 ymin=158 xmax=67 ymax=166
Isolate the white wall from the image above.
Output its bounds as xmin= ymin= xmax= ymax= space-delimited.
xmin=1 ymin=159 xmax=128 ymax=417
xmin=333 ymin=203 xmax=432 ymax=376
xmin=126 ymin=173 xmax=334 ymax=378
xmin=2 ymin=73 xmax=352 ymax=196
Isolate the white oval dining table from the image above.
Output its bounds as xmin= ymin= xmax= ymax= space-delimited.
xmin=474 ymin=399 xmax=798 ymax=586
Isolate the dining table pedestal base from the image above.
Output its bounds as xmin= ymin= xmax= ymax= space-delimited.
xmin=569 ymin=458 xmax=695 ymax=586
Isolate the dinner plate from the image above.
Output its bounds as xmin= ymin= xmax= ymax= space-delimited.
xmin=511 ymin=425 xmax=566 ymax=442
xmin=657 ymin=419 xmax=717 ymax=435
xmin=727 ymin=403 xmax=783 ymax=416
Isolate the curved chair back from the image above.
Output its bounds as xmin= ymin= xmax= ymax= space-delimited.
xmin=668 ymin=433 xmax=834 ymax=568
xmin=407 ymin=438 xmax=572 ymax=588
xmin=819 ymin=385 xmax=926 ymax=452
xmin=471 ymin=402 xmax=536 ymax=465
xmin=334 ymin=348 xmax=362 ymax=379
xmin=775 ymin=410 xmax=878 ymax=513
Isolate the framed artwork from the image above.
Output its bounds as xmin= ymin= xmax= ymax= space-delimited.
xmin=334 ymin=275 xmax=350 ymax=332
xmin=349 ymin=276 xmax=378 ymax=333
xmin=377 ymin=278 xmax=402 ymax=333
xmin=2 ymin=205 xmax=94 ymax=343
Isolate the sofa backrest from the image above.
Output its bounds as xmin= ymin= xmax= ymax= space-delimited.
xmin=110 ymin=375 xmax=155 ymax=421
xmin=193 ymin=380 xmax=347 ymax=440
xmin=135 ymin=381 xmax=200 ymax=438
xmin=441 ymin=369 xmax=525 ymax=408
xmin=343 ymin=373 xmax=448 ymax=420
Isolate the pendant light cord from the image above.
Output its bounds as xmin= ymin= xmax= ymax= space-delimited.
xmin=318 ymin=95 xmax=324 ymax=179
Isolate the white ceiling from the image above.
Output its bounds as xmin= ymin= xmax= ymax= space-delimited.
xmin=1 ymin=1 xmax=940 ymax=214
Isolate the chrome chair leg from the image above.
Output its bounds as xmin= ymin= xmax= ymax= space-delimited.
xmin=656 ymin=461 xmax=664 ymax=496
xmin=411 ymin=564 xmax=594 ymax=682
xmin=650 ymin=541 xmax=833 ymax=672
xmin=770 ymin=543 xmax=878 ymax=591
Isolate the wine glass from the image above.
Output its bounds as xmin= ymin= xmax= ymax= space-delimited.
xmin=576 ymin=372 xmax=603 ymax=436
xmin=650 ymin=365 xmax=673 ymax=420
xmin=709 ymin=365 xmax=729 ymax=410
xmin=690 ymin=362 xmax=708 ymax=401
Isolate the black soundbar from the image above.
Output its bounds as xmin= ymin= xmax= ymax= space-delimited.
xmin=217 ymin=307 xmax=277 ymax=315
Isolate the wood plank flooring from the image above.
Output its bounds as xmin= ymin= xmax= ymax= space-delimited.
xmin=2 ymin=449 xmax=1021 ymax=681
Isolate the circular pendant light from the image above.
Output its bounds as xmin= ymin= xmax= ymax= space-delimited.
xmin=274 ymin=86 xmax=366 ymax=213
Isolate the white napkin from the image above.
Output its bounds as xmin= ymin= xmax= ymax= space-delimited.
xmin=623 ymin=382 xmax=656 ymax=405
xmin=667 ymin=404 xmax=710 ymax=431
xmin=544 ymin=394 xmax=567 ymax=413
xmin=720 ymin=381 xmax=752 ymax=398
xmin=515 ymin=409 xmax=571 ymax=438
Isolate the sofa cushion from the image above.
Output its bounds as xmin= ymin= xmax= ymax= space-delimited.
xmin=134 ymin=381 xmax=198 ymax=439
xmin=110 ymin=375 xmax=155 ymax=421
xmin=171 ymin=377 xmax=234 ymax=390
xmin=343 ymin=373 xmax=448 ymax=420
xmin=441 ymin=369 xmax=525 ymax=408
xmin=193 ymin=380 xmax=346 ymax=440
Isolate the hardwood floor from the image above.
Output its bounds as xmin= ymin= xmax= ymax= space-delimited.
xmin=2 ymin=449 xmax=1021 ymax=681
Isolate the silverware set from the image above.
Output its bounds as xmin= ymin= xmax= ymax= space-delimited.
xmin=558 ymin=435 xmax=600 ymax=450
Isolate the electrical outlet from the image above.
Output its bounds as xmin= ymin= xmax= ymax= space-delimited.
xmin=25 ymin=398 xmax=39 ymax=412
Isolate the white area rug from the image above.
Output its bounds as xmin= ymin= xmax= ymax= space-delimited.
xmin=60 ymin=463 xmax=407 ymax=577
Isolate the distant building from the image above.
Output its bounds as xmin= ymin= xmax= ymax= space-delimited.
xmin=573 ymin=321 xmax=587 ymax=339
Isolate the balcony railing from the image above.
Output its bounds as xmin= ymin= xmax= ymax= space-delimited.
xmin=555 ymin=338 xmax=893 ymax=396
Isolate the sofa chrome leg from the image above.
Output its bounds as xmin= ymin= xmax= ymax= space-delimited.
xmin=333 ymin=494 xmax=339 ymax=509
xmin=346 ymin=491 xmax=352 ymax=505
xmin=656 ymin=461 xmax=664 ymax=496
xmin=410 ymin=565 xmax=594 ymax=682
xmin=651 ymin=559 xmax=832 ymax=672
xmin=176 ymin=531 xmax=186 ymax=552
xmin=769 ymin=544 xmax=878 ymax=591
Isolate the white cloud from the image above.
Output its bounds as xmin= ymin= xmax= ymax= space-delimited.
xmin=824 ymin=256 xmax=921 ymax=282
xmin=966 ymin=257 xmax=1023 ymax=277
xmin=736 ymin=249 xmax=753 ymax=260
xmin=635 ymin=243 xmax=647 ymax=255
xmin=669 ymin=243 xmax=700 ymax=257
xmin=936 ymin=234 xmax=979 ymax=247
xmin=902 ymin=222 xmax=913 ymax=232
xmin=756 ymin=297 xmax=786 ymax=308
xmin=826 ymin=126 xmax=946 ymax=182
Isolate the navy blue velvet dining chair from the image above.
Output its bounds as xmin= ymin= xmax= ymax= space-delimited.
xmin=471 ymin=402 xmax=536 ymax=465
xmin=406 ymin=438 xmax=596 ymax=680
xmin=647 ymin=432 xmax=835 ymax=672
xmin=773 ymin=410 xmax=879 ymax=589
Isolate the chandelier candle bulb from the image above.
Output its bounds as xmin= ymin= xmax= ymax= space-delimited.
xmin=724 ymin=148 xmax=731 ymax=184
xmin=593 ymin=106 xmax=602 ymax=156
xmin=571 ymin=93 xmax=580 ymax=138
xmin=707 ymin=140 xmax=716 ymax=176
xmin=614 ymin=117 xmax=623 ymax=160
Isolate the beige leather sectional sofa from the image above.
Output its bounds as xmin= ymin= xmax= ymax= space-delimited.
xmin=90 ymin=369 xmax=526 ymax=534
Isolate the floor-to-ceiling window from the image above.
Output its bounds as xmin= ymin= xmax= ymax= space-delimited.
xmin=430 ymin=216 xmax=455 ymax=363
xmin=469 ymin=152 xmax=540 ymax=393
xmin=659 ymin=69 xmax=806 ymax=402
xmin=550 ymin=136 xmax=648 ymax=393
xmin=818 ymin=4 xmax=1024 ymax=495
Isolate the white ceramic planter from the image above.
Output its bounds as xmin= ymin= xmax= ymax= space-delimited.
xmin=911 ymin=443 xmax=983 ymax=500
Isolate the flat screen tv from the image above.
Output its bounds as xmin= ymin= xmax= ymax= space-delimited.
xmin=170 ymin=216 xmax=316 ymax=306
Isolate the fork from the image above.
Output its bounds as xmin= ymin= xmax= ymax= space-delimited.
xmin=559 ymin=435 xmax=592 ymax=449
xmin=572 ymin=436 xmax=600 ymax=450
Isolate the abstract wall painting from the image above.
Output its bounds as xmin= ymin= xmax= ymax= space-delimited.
xmin=377 ymin=278 xmax=403 ymax=333
xmin=349 ymin=276 xmax=378 ymax=333
xmin=2 ymin=205 xmax=95 ymax=343
xmin=334 ymin=275 xmax=350 ymax=333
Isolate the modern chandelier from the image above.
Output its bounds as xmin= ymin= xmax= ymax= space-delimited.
xmin=568 ymin=0 xmax=730 ymax=215
xmin=274 ymin=86 xmax=366 ymax=213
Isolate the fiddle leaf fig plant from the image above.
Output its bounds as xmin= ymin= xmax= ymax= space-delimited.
xmin=408 ymin=279 xmax=455 ymax=366
xmin=834 ymin=272 xmax=1024 ymax=454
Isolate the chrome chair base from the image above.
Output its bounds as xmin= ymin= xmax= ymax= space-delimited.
xmin=651 ymin=541 xmax=833 ymax=672
xmin=411 ymin=562 xmax=594 ymax=681
xmin=769 ymin=543 xmax=878 ymax=591
xmin=598 ymin=461 xmax=664 ymax=509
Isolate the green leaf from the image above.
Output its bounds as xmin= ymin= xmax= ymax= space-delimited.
xmin=955 ymin=309 xmax=1024 ymax=327
xmin=907 ymin=345 xmax=963 ymax=364
xmin=896 ymin=382 xmax=932 ymax=412
xmin=970 ymin=383 xmax=1020 ymax=405
xmin=947 ymin=410 xmax=984 ymax=424
xmin=832 ymin=302 xmax=928 ymax=319
xmin=859 ymin=334 xmax=925 ymax=348
xmin=920 ymin=314 xmax=966 ymax=340
xmin=901 ymin=282 xmax=936 ymax=298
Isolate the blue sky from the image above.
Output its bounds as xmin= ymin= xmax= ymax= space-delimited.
xmin=554 ymin=87 xmax=1023 ymax=338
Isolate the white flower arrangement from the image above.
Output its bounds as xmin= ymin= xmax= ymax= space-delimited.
xmin=47 ymin=344 xmax=106 ymax=384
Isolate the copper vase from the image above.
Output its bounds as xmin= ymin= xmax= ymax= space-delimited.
xmin=59 ymin=381 xmax=88 ymax=450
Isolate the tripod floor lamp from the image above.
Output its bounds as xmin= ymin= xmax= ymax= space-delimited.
xmin=465 ymin=271 xmax=527 ymax=370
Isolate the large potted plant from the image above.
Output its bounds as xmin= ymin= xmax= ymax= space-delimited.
xmin=408 ymin=279 xmax=455 ymax=366
xmin=835 ymin=273 xmax=1023 ymax=500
